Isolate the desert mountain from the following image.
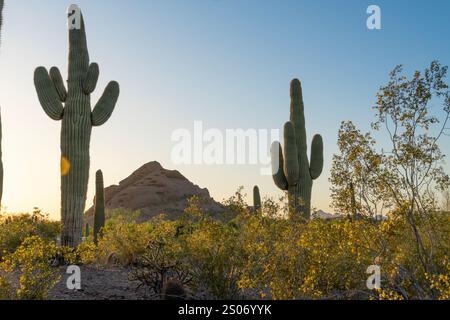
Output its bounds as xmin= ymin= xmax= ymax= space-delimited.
xmin=312 ymin=210 xmax=339 ymax=220
xmin=85 ymin=161 xmax=225 ymax=221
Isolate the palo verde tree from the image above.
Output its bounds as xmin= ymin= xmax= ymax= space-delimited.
xmin=34 ymin=5 xmax=119 ymax=247
xmin=329 ymin=121 xmax=387 ymax=218
xmin=442 ymin=188 xmax=450 ymax=212
xmin=372 ymin=61 xmax=450 ymax=275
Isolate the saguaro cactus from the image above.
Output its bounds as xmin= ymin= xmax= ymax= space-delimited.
xmin=85 ymin=223 xmax=90 ymax=238
xmin=253 ymin=185 xmax=261 ymax=212
xmin=93 ymin=170 xmax=105 ymax=244
xmin=0 ymin=0 xmax=4 ymax=207
xmin=0 ymin=111 xmax=3 ymax=208
xmin=271 ymin=79 xmax=323 ymax=219
xmin=34 ymin=6 xmax=119 ymax=247
xmin=0 ymin=0 xmax=4 ymax=44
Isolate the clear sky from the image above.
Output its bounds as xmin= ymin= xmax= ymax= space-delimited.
xmin=0 ymin=0 xmax=449 ymax=219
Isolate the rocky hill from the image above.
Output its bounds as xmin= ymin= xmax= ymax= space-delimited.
xmin=85 ymin=161 xmax=225 ymax=221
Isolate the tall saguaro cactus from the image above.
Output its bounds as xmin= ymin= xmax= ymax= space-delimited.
xmin=0 ymin=110 xmax=3 ymax=208
xmin=0 ymin=0 xmax=4 ymax=207
xmin=34 ymin=5 xmax=119 ymax=247
xmin=93 ymin=170 xmax=105 ymax=244
xmin=271 ymin=79 xmax=323 ymax=219
xmin=0 ymin=0 xmax=4 ymax=43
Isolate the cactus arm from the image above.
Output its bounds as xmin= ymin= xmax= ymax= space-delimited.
xmin=271 ymin=141 xmax=288 ymax=190
xmin=309 ymin=134 xmax=324 ymax=180
xmin=49 ymin=67 xmax=67 ymax=102
xmin=34 ymin=67 xmax=64 ymax=120
xmin=91 ymin=81 xmax=120 ymax=126
xmin=253 ymin=185 xmax=262 ymax=211
xmin=283 ymin=121 xmax=299 ymax=185
xmin=83 ymin=62 xmax=99 ymax=94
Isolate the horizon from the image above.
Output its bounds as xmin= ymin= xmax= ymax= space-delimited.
xmin=1 ymin=0 xmax=450 ymax=220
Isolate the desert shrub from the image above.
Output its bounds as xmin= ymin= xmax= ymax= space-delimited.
xmin=129 ymin=239 xmax=191 ymax=298
xmin=127 ymin=196 xmax=249 ymax=300
xmin=0 ymin=209 xmax=60 ymax=259
xmin=76 ymin=240 xmax=99 ymax=265
xmin=94 ymin=215 xmax=153 ymax=266
xmin=77 ymin=190 xmax=450 ymax=300
xmin=237 ymin=208 xmax=450 ymax=300
xmin=427 ymin=257 xmax=450 ymax=300
xmin=106 ymin=208 xmax=141 ymax=224
xmin=0 ymin=236 xmax=70 ymax=300
xmin=183 ymin=218 xmax=245 ymax=299
xmin=373 ymin=210 xmax=450 ymax=299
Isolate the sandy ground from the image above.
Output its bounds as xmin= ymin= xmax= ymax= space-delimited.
xmin=49 ymin=266 xmax=148 ymax=300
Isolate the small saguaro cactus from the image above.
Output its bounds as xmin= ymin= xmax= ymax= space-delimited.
xmin=253 ymin=185 xmax=261 ymax=212
xmin=85 ymin=223 xmax=90 ymax=238
xmin=93 ymin=170 xmax=105 ymax=244
xmin=271 ymin=79 xmax=323 ymax=220
xmin=34 ymin=5 xmax=119 ymax=247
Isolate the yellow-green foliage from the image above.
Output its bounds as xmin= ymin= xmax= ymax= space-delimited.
xmin=183 ymin=215 xmax=245 ymax=299
xmin=239 ymin=209 xmax=450 ymax=300
xmin=74 ymin=193 xmax=450 ymax=300
xmin=0 ymin=236 xmax=73 ymax=300
xmin=2 ymin=197 xmax=447 ymax=300
xmin=0 ymin=210 xmax=60 ymax=259
xmin=80 ymin=210 xmax=153 ymax=266
xmin=427 ymin=257 xmax=450 ymax=300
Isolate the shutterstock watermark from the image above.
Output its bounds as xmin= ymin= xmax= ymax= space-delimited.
xmin=171 ymin=121 xmax=280 ymax=175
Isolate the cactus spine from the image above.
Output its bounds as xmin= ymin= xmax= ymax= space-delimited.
xmin=271 ymin=79 xmax=323 ymax=219
xmin=34 ymin=6 xmax=119 ymax=247
xmin=93 ymin=170 xmax=105 ymax=244
xmin=253 ymin=185 xmax=261 ymax=212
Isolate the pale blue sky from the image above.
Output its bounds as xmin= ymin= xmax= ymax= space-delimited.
xmin=0 ymin=0 xmax=449 ymax=218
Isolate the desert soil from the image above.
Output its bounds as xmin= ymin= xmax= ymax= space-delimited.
xmin=49 ymin=266 xmax=148 ymax=300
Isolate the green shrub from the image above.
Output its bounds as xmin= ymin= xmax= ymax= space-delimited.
xmin=129 ymin=239 xmax=191 ymax=298
xmin=0 ymin=209 xmax=60 ymax=259
xmin=95 ymin=214 xmax=153 ymax=266
xmin=0 ymin=236 xmax=65 ymax=300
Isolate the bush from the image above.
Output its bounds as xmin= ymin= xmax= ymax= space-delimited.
xmin=76 ymin=192 xmax=450 ymax=300
xmin=129 ymin=239 xmax=192 ymax=298
xmin=94 ymin=216 xmax=153 ymax=266
xmin=0 ymin=236 xmax=65 ymax=300
xmin=0 ymin=209 xmax=60 ymax=260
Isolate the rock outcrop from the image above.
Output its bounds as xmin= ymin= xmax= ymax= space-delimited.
xmin=85 ymin=161 xmax=224 ymax=221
